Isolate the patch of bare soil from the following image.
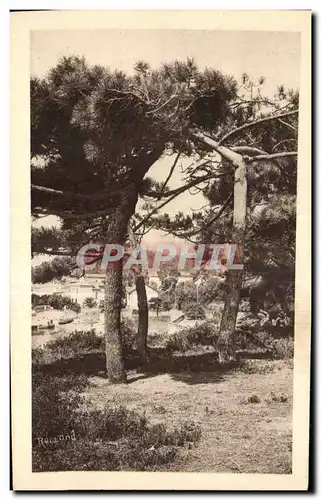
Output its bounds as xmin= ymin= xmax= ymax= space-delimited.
xmin=84 ymin=359 xmax=293 ymax=474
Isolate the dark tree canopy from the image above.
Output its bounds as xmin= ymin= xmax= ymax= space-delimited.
xmin=31 ymin=56 xmax=240 ymax=259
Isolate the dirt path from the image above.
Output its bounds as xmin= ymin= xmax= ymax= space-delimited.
xmin=84 ymin=359 xmax=293 ymax=474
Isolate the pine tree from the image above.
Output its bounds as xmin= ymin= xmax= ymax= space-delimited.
xmin=144 ymin=77 xmax=298 ymax=362
xmin=31 ymin=56 xmax=238 ymax=380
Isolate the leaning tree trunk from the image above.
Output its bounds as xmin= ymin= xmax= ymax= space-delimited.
xmin=217 ymin=156 xmax=247 ymax=364
xmin=135 ymin=274 xmax=149 ymax=365
xmin=104 ymin=186 xmax=138 ymax=383
xmin=127 ymin=225 xmax=149 ymax=367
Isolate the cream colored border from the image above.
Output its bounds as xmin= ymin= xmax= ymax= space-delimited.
xmin=10 ymin=10 xmax=311 ymax=491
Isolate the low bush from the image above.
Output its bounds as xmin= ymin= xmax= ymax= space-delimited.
xmin=83 ymin=297 xmax=97 ymax=309
xmin=208 ymin=300 xmax=224 ymax=318
xmin=245 ymin=394 xmax=261 ymax=404
xmin=268 ymin=337 xmax=294 ymax=359
xmin=32 ymin=372 xmax=88 ymax=440
xmin=159 ymin=296 xmax=173 ymax=312
xmin=32 ymin=319 xmax=140 ymax=366
xmin=166 ymin=314 xmax=294 ymax=359
xmin=32 ymin=373 xmax=201 ymax=471
xmin=181 ymin=301 xmax=206 ymax=320
xmin=167 ymin=321 xmax=219 ymax=353
xmin=32 ymin=293 xmax=81 ymax=314
xmin=236 ymin=310 xmax=293 ymax=338
xmin=121 ymin=318 xmax=137 ymax=355
xmin=46 ymin=329 xmax=103 ymax=357
xmin=234 ymin=313 xmax=295 ymax=358
xmin=32 ymin=346 xmax=45 ymax=365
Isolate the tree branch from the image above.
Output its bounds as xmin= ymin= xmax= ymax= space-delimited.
xmin=31 ymin=145 xmax=164 ymax=204
xmin=143 ymin=172 xmax=214 ymax=200
xmin=218 ymin=109 xmax=299 ymax=145
xmin=161 ymin=149 xmax=181 ymax=193
xmin=272 ymin=138 xmax=296 ymax=152
xmin=134 ymin=172 xmax=217 ymax=232
xmin=33 ymin=207 xmax=115 ymax=220
xmin=231 ymin=146 xmax=268 ymax=156
xmin=31 ymin=183 xmax=119 ymax=204
xmin=33 ymin=249 xmax=77 ymax=257
xmin=177 ymin=192 xmax=233 ymax=238
xmin=190 ymin=131 xmax=243 ymax=166
xmin=277 ymin=118 xmax=297 ymax=132
xmin=246 ymin=151 xmax=298 ymax=162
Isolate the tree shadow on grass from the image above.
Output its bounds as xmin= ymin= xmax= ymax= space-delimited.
xmin=33 ymin=352 xmax=107 ymax=378
xmin=127 ymin=349 xmax=240 ymax=385
xmin=170 ymin=371 xmax=228 ymax=385
xmin=33 ymin=347 xmax=275 ymax=385
xmin=130 ymin=347 xmax=276 ymax=385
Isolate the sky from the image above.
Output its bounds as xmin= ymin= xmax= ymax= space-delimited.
xmin=30 ymin=29 xmax=301 ymax=265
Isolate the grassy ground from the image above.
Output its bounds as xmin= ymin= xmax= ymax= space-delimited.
xmin=84 ymin=358 xmax=292 ymax=474
xmin=32 ymin=306 xmax=293 ymax=473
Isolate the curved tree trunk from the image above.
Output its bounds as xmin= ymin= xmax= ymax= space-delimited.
xmin=104 ymin=185 xmax=138 ymax=383
xmin=103 ymin=148 xmax=164 ymax=381
xmin=217 ymin=155 xmax=247 ymax=364
xmin=135 ymin=275 xmax=149 ymax=365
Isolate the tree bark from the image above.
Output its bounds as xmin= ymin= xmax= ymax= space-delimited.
xmin=217 ymin=156 xmax=247 ymax=363
xmin=103 ymin=147 xmax=164 ymax=381
xmin=127 ymin=225 xmax=149 ymax=366
xmin=104 ymin=185 xmax=138 ymax=383
xmin=104 ymin=258 xmax=127 ymax=383
xmin=135 ymin=274 xmax=149 ymax=364
xmin=190 ymin=131 xmax=248 ymax=364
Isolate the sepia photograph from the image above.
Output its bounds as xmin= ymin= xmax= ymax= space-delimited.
xmin=10 ymin=10 xmax=311 ymax=491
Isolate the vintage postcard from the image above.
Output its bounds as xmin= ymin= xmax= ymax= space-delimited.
xmin=10 ymin=10 xmax=311 ymax=491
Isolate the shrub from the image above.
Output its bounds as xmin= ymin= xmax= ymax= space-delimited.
xmin=32 ymin=293 xmax=81 ymax=313
xmin=32 ymin=373 xmax=201 ymax=472
xmin=181 ymin=301 xmax=206 ymax=320
xmin=32 ymin=346 xmax=45 ymax=365
xmin=239 ymin=300 xmax=251 ymax=313
xmin=148 ymin=297 xmax=161 ymax=312
xmin=32 ymin=372 xmax=88 ymax=440
xmin=198 ymin=278 xmax=226 ymax=304
xmin=246 ymin=394 xmax=261 ymax=404
xmin=83 ymin=297 xmax=97 ymax=309
xmin=238 ymin=359 xmax=278 ymax=375
xmin=44 ymin=329 xmax=104 ymax=360
xmin=32 ymin=319 xmax=137 ymax=364
xmin=269 ymin=337 xmax=294 ymax=359
xmin=234 ymin=312 xmax=294 ymax=358
xmin=159 ymin=295 xmax=173 ymax=312
xmin=235 ymin=313 xmax=260 ymax=336
xmin=268 ymin=392 xmax=288 ymax=403
xmin=121 ymin=318 xmax=136 ymax=355
xmin=167 ymin=321 xmax=219 ymax=352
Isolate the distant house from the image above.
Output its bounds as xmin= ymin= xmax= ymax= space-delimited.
xmin=61 ymin=276 xmax=104 ymax=303
xmin=33 ymin=271 xmax=167 ymax=308
xmin=32 ymin=281 xmax=63 ymax=296
xmin=32 ymin=274 xmax=105 ymax=305
xmin=82 ymin=273 xmax=105 ymax=285
xmin=126 ymin=284 xmax=159 ymax=311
